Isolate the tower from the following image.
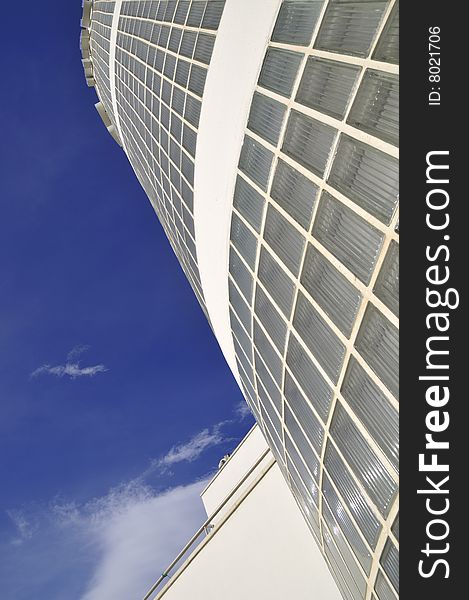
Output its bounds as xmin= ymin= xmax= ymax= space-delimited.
xmin=82 ymin=2 xmax=399 ymax=598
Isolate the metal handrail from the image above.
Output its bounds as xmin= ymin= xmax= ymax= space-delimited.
xmin=142 ymin=448 xmax=271 ymax=600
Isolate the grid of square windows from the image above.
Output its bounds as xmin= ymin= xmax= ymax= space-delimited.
xmin=90 ymin=1 xmax=226 ymax=314
xmin=228 ymin=2 xmax=399 ymax=599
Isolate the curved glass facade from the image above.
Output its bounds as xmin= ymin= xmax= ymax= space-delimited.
xmin=227 ymin=2 xmax=399 ymax=600
xmin=85 ymin=2 xmax=399 ymax=599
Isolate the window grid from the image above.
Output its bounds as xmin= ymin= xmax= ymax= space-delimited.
xmin=227 ymin=2 xmax=399 ymax=599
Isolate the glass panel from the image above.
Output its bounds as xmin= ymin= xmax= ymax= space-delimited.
xmin=254 ymin=287 xmax=288 ymax=353
xmin=258 ymin=247 xmax=295 ymax=319
xmin=258 ymin=47 xmax=303 ymax=98
xmin=284 ymin=373 xmax=324 ymax=453
xmin=341 ymin=356 xmax=399 ymax=471
xmin=373 ymin=0 xmax=399 ymax=63
xmin=355 ymin=303 xmax=399 ymax=399
xmin=323 ymin=474 xmax=373 ymax=574
xmin=282 ymin=110 xmax=337 ymax=177
xmin=271 ymin=159 xmax=318 ymax=229
xmin=316 ymin=0 xmax=388 ymax=57
xmin=293 ymin=291 xmax=346 ymax=384
xmin=301 ymin=244 xmax=362 ymax=337
xmin=239 ymin=135 xmax=274 ymax=191
xmin=201 ymin=1 xmax=225 ymax=30
xmin=272 ymin=0 xmax=324 ymax=45
xmin=233 ymin=175 xmax=265 ymax=233
xmin=374 ymin=240 xmax=399 ymax=316
xmin=325 ymin=442 xmax=382 ymax=548
xmin=264 ymin=205 xmax=305 ymax=276
xmin=328 ymin=135 xmax=399 ymax=225
xmin=286 ymin=334 xmax=333 ymax=423
xmin=296 ymin=57 xmax=361 ymax=119
xmin=380 ymin=539 xmax=399 ymax=593
xmin=248 ymin=92 xmax=287 ymax=146
xmin=330 ymin=403 xmax=398 ymax=516
xmin=348 ymin=69 xmax=399 ymax=145
xmin=313 ymin=191 xmax=384 ymax=284
xmin=230 ymin=213 xmax=258 ymax=269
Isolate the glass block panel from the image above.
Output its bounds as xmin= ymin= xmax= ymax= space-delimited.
xmin=316 ymin=0 xmax=388 ymax=57
xmin=180 ymin=30 xmax=197 ymax=58
xmin=175 ymin=59 xmax=190 ymax=87
xmin=348 ymin=70 xmax=399 ymax=145
xmin=301 ymin=244 xmax=362 ymax=337
xmin=187 ymin=1 xmax=206 ymax=27
xmin=286 ymin=334 xmax=333 ymax=423
xmin=255 ymin=352 xmax=282 ymax=411
xmin=194 ymin=32 xmax=215 ymax=64
xmin=284 ymin=373 xmax=324 ymax=453
xmin=254 ymin=287 xmax=288 ymax=353
xmin=342 ymin=356 xmax=399 ymax=471
xmin=188 ymin=64 xmax=207 ymax=97
xmin=286 ymin=432 xmax=321 ymax=487
xmin=373 ymin=0 xmax=399 ymax=64
xmin=230 ymin=213 xmax=258 ymax=269
xmin=264 ymin=205 xmax=305 ymax=276
xmin=229 ymin=278 xmax=252 ymax=334
xmin=322 ymin=502 xmax=368 ymax=595
xmin=331 ymin=403 xmax=397 ymax=516
xmin=282 ymin=110 xmax=337 ymax=177
xmin=328 ymin=135 xmax=399 ymax=224
xmin=258 ymin=47 xmax=303 ymax=98
xmin=322 ymin=524 xmax=363 ymax=600
xmin=375 ymin=570 xmax=398 ymax=600
xmin=323 ymin=474 xmax=373 ymax=574
xmin=293 ymin=291 xmax=346 ymax=384
xmin=233 ymin=175 xmax=265 ymax=233
xmin=296 ymin=57 xmax=361 ymax=120
xmin=247 ymin=92 xmax=287 ymax=146
xmin=325 ymin=442 xmax=382 ymax=547
xmin=229 ymin=248 xmax=253 ymax=302
xmin=374 ymin=240 xmax=399 ymax=316
xmin=201 ymin=1 xmax=225 ymax=30
xmin=285 ymin=406 xmax=321 ymax=481
xmin=313 ymin=191 xmax=384 ymax=284
xmin=254 ymin=322 xmax=283 ymax=388
xmin=230 ymin=309 xmax=252 ymax=361
xmin=380 ymin=539 xmax=399 ymax=592
xmin=272 ymin=1 xmax=324 ymax=45
xmin=355 ymin=303 xmax=399 ymax=399
xmin=184 ymin=94 xmax=201 ymax=127
xmin=271 ymin=159 xmax=318 ymax=229
xmin=392 ymin=514 xmax=399 ymax=541
xmin=239 ymin=135 xmax=274 ymax=191
xmin=182 ymin=124 xmax=197 ymax=157
xmin=258 ymin=247 xmax=295 ymax=319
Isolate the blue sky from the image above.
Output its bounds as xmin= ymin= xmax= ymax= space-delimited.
xmin=0 ymin=3 xmax=253 ymax=598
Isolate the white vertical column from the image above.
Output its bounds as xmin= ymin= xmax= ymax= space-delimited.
xmin=109 ymin=0 xmax=125 ymax=147
xmin=193 ymin=0 xmax=282 ymax=382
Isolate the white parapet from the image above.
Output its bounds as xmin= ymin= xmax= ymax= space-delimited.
xmin=193 ymin=0 xmax=282 ymax=381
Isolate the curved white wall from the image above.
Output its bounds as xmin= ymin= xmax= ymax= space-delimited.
xmin=193 ymin=0 xmax=282 ymax=382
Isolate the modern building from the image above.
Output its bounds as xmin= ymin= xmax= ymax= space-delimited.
xmin=142 ymin=425 xmax=343 ymax=600
xmin=81 ymin=2 xmax=399 ymax=599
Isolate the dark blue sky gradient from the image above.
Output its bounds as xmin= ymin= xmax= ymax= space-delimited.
xmin=0 ymin=3 xmax=252 ymax=595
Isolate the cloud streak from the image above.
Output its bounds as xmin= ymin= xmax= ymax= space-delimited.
xmin=31 ymin=345 xmax=108 ymax=379
xmin=154 ymin=426 xmax=227 ymax=472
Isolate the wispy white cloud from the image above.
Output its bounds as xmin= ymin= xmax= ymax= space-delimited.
xmin=1 ymin=403 xmax=253 ymax=599
xmin=31 ymin=345 xmax=108 ymax=379
xmin=78 ymin=479 xmax=208 ymax=600
xmin=6 ymin=509 xmax=37 ymax=546
xmin=153 ymin=426 xmax=227 ymax=472
xmin=234 ymin=400 xmax=252 ymax=420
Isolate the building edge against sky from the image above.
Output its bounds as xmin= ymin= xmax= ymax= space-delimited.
xmin=82 ymin=2 xmax=399 ymax=599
